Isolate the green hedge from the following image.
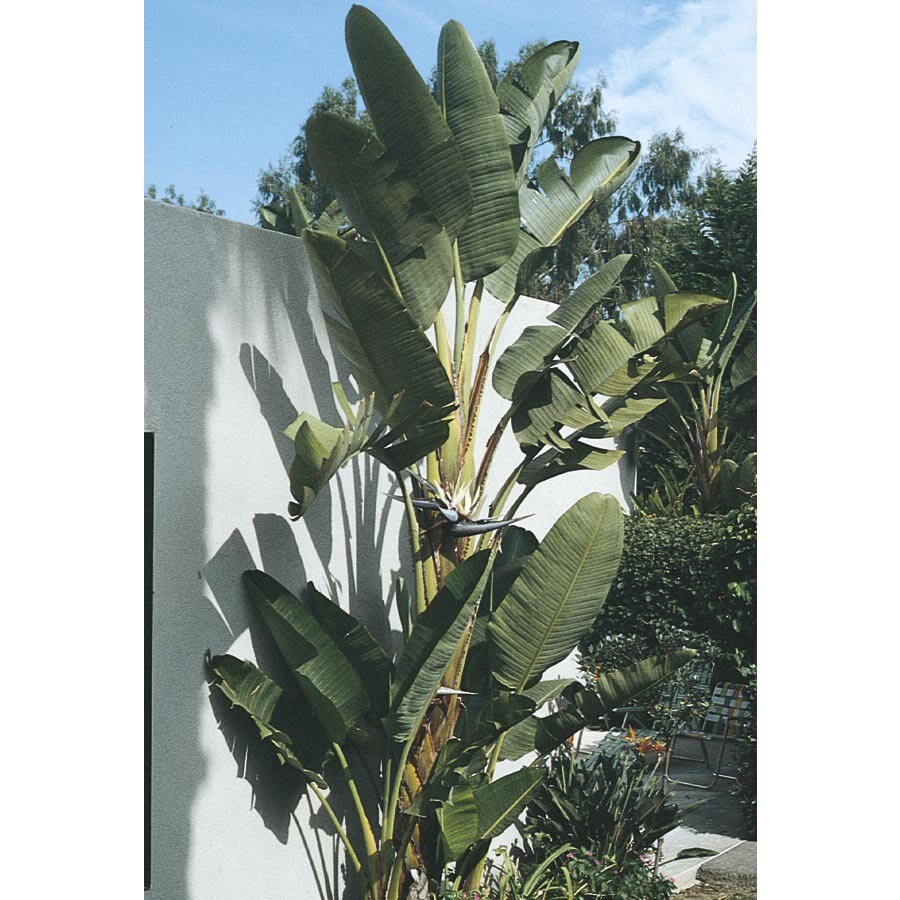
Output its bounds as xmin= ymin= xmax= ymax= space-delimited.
xmin=580 ymin=502 xmax=756 ymax=679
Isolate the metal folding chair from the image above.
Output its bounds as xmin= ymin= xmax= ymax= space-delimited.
xmin=663 ymin=681 xmax=753 ymax=789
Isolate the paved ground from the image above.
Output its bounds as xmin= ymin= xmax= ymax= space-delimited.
xmin=655 ymin=737 xmax=756 ymax=893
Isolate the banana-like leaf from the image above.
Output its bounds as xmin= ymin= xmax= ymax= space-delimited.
xmin=493 ymin=255 xmax=632 ymax=401
xmin=510 ymin=370 xmax=597 ymax=447
xmin=345 ymin=5 xmax=472 ymax=239
xmin=548 ymin=254 xmax=634 ymax=331
xmin=496 ymin=41 xmax=580 ymax=182
xmin=729 ymin=335 xmax=757 ymax=390
xmin=207 ymin=653 xmax=327 ymax=785
xmin=475 ymin=767 xmax=545 ymax=841
xmin=304 ymin=229 xmax=455 ymax=428
xmin=578 ymin=395 xmax=669 ymax=439
xmin=485 ymin=138 xmax=641 ymax=303
xmin=316 ymin=199 xmax=348 ymax=234
xmin=719 ymin=452 xmax=757 ymax=509
xmin=258 ymin=203 xmax=294 ymax=235
xmin=499 ymin=698 xmax=591 ymax=761
xmin=389 ymin=550 xmax=493 ymax=740
xmin=568 ymin=292 xmax=724 ymax=397
xmin=367 ymin=415 xmax=452 ymax=472
xmin=285 ymin=393 xmax=451 ymax=518
xmin=287 ymin=187 xmax=314 ymax=232
xmin=243 ymin=570 xmax=368 ymax=745
xmin=460 ymin=527 xmax=540 ymax=695
xmin=489 ymin=494 xmax=623 ymax=691
xmin=306 ymin=113 xmax=452 ymax=329
xmin=518 ymin=444 xmax=624 ymax=488
xmin=285 ymin=408 xmax=369 ymax=519
xmin=437 ymin=20 xmax=520 ymax=281
xmin=493 ymin=325 xmax=570 ymax=401
xmin=299 ymin=581 xmax=393 ymax=718
xmin=713 ymin=290 xmax=756 ymax=374
xmin=436 ymin=781 xmax=480 ymax=861
xmin=514 ymin=393 xmax=666 ymax=486
xmin=592 ymin=650 xmax=697 ymax=711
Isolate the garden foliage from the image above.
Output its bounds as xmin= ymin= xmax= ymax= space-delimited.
xmin=581 ymin=501 xmax=757 ymax=681
xmin=203 ymin=7 xmax=728 ymax=899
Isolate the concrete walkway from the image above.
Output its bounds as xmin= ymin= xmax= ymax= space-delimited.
xmin=655 ymin=737 xmax=756 ymax=893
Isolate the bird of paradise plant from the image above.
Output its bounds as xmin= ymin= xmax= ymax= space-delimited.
xmin=208 ymin=7 xmax=723 ymax=899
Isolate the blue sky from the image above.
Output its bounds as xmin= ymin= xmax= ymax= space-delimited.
xmin=146 ymin=0 xmax=756 ymax=224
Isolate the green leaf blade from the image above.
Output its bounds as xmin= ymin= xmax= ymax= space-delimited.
xmin=489 ymin=494 xmax=624 ymax=691
xmin=345 ymin=5 xmax=472 ymax=238
xmin=437 ymin=20 xmax=520 ymax=280
xmin=389 ymin=550 xmax=493 ymax=741
xmin=243 ymin=570 xmax=369 ymax=745
xmin=304 ymin=229 xmax=455 ymax=426
xmin=305 ymin=113 xmax=453 ymax=329
xmin=475 ymin=768 xmax=545 ymax=841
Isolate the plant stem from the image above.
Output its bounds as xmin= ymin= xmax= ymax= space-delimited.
xmin=309 ymin=781 xmax=370 ymax=899
xmin=397 ymin=472 xmax=427 ymax=616
xmin=385 ymin=816 xmax=418 ymax=900
xmin=434 ymin=307 xmax=462 ymax=482
xmin=381 ymin=729 xmax=419 ymax=866
xmin=458 ymin=279 xmax=483 ymax=435
xmin=332 ymin=742 xmax=381 ymax=890
xmin=452 ymin=243 xmax=466 ymax=380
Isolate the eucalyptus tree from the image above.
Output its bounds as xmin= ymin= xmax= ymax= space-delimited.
xmin=145 ymin=182 xmax=225 ymax=216
xmin=210 ymin=8 xmax=724 ymax=898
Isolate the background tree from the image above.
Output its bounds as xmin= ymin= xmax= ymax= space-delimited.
xmin=256 ymin=77 xmax=371 ymax=224
xmin=145 ymin=183 xmax=225 ymax=216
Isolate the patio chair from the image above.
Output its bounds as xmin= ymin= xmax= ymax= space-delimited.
xmin=663 ymin=681 xmax=753 ymax=789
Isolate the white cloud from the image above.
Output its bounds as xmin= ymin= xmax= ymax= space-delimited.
xmin=587 ymin=0 xmax=756 ymax=169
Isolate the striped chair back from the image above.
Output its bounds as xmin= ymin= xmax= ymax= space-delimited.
xmin=702 ymin=682 xmax=753 ymax=737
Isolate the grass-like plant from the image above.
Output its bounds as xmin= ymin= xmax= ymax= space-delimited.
xmin=208 ymin=7 xmax=724 ymax=898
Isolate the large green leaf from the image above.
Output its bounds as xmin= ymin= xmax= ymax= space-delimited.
xmin=518 ymin=444 xmax=624 ymax=488
xmin=568 ymin=293 xmax=725 ymax=397
xmin=493 ymin=255 xmax=632 ymax=401
xmin=345 ymin=5 xmax=472 ymax=238
xmin=489 ymin=494 xmax=624 ymax=691
xmin=485 ymin=138 xmax=641 ymax=302
xmin=284 ymin=412 xmax=348 ymax=519
xmin=475 ymin=767 xmax=545 ymax=840
xmin=437 ymin=20 xmax=520 ymax=281
xmin=436 ymin=782 xmax=480 ymax=861
xmin=389 ymin=550 xmax=493 ymax=740
xmin=578 ymin=395 xmax=669 ymax=439
xmin=243 ymin=570 xmax=368 ymax=745
xmin=510 ymin=369 xmax=595 ymax=447
xmin=592 ymin=651 xmax=697 ymax=711
xmin=305 ymin=113 xmax=452 ymax=329
xmin=207 ymin=653 xmax=327 ymax=785
xmin=496 ymin=41 xmax=580 ymax=182
xmin=304 ymin=229 xmax=455 ymax=427
xmin=299 ymin=581 xmax=393 ymax=719
xmin=493 ymin=325 xmax=569 ymax=401
xmin=548 ymin=255 xmax=635 ymax=331
xmin=499 ymin=700 xmax=590 ymax=761
xmin=730 ymin=336 xmax=756 ymax=390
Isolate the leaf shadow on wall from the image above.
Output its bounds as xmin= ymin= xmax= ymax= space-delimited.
xmin=238 ymin=343 xmax=404 ymax=653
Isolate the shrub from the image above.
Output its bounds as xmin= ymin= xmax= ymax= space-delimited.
xmin=471 ymin=743 xmax=682 ymax=899
xmin=580 ymin=502 xmax=756 ymax=682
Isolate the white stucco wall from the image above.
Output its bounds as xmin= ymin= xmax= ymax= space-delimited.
xmin=144 ymin=199 xmax=632 ymax=899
